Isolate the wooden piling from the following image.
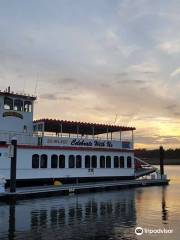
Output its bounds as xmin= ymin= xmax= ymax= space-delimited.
xmin=159 ymin=146 xmax=164 ymax=177
xmin=10 ymin=139 xmax=17 ymax=193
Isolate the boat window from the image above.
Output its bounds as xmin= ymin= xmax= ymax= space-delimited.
xmin=32 ymin=154 xmax=39 ymax=168
xmin=24 ymin=101 xmax=32 ymax=112
xmin=91 ymin=155 xmax=97 ymax=168
xmin=14 ymin=99 xmax=23 ymax=111
xmin=76 ymin=155 xmax=82 ymax=168
xmin=85 ymin=155 xmax=90 ymax=168
xmin=127 ymin=156 xmax=132 ymax=168
xmin=114 ymin=156 xmax=119 ymax=168
xmin=59 ymin=155 xmax=65 ymax=168
xmin=120 ymin=156 xmax=124 ymax=168
xmin=4 ymin=97 xmax=13 ymax=110
xmin=69 ymin=155 xmax=75 ymax=168
xmin=100 ymin=156 xmax=105 ymax=168
xmin=106 ymin=156 xmax=111 ymax=168
xmin=40 ymin=154 xmax=47 ymax=168
xmin=51 ymin=155 xmax=58 ymax=168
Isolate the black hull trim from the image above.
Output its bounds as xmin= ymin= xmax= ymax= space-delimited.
xmin=6 ymin=176 xmax=135 ymax=187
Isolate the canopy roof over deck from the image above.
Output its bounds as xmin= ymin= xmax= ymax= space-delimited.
xmin=34 ymin=119 xmax=136 ymax=135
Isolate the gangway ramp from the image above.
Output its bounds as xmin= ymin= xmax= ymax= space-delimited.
xmin=134 ymin=157 xmax=159 ymax=178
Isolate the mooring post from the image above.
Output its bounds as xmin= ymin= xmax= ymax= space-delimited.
xmin=10 ymin=139 xmax=17 ymax=193
xmin=159 ymin=146 xmax=164 ymax=178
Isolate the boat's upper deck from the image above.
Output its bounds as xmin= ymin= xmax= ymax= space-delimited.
xmin=0 ymin=88 xmax=136 ymax=150
xmin=0 ymin=118 xmax=135 ymax=150
xmin=0 ymin=131 xmax=134 ymax=150
xmin=33 ymin=119 xmax=135 ymax=135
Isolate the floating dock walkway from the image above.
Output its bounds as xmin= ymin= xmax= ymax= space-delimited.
xmin=0 ymin=178 xmax=169 ymax=202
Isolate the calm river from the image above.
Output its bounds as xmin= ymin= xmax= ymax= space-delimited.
xmin=0 ymin=166 xmax=180 ymax=240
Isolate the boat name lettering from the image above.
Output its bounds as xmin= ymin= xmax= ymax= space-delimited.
xmin=107 ymin=141 xmax=113 ymax=147
xmin=46 ymin=138 xmax=113 ymax=147
xmin=47 ymin=139 xmax=68 ymax=144
xmin=71 ymin=139 xmax=93 ymax=146
xmin=94 ymin=140 xmax=105 ymax=147
xmin=71 ymin=139 xmax=113 ymax=147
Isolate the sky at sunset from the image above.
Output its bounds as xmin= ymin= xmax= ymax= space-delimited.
xmin=0 ymin=0 xmax=180 ymax=149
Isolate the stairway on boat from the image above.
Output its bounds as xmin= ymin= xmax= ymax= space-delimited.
xmin=134 ymin=157 xmax=160 ymax=178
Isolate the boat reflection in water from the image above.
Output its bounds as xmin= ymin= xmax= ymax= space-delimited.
xmin=1 ymin=190 xmax=137 ymax=240
xmin=161 ymin=186 xmax=168 ymax=224
xmin=0 ymin=186 xmax=170 ymax=240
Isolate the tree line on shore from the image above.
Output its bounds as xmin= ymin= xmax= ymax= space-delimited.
xmin=135 ymin=148 xmax=180 ymax=164
xmin=135 ymin=148 xmax=180 ymax=159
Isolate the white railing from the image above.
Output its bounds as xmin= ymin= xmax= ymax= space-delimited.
xmin=0 ymin=131 xmax=38 ymax=145
xmin=0 ymin=130 xmax=133 ymax=149
xmin=42 ymin=131 xmax=131 ymax=141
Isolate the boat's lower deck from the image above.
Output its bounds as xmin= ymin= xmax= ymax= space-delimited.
xmin=0 ymin=145 xmax=135 ymax=181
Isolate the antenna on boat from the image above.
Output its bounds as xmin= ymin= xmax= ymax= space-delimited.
xmin=34 ymin=73 xmax=39 ymax=97
xmin=126 ymin=115 xmax=135 ymax=127
xmin=23 ymin=79 xmax=26 ymax=94
xmin=113 ymin=113 xmax=118 ymax=124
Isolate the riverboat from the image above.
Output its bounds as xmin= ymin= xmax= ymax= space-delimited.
xmin=0 ymin=87 xmax=143 ymax=185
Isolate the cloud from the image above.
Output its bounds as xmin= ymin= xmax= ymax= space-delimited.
xmin=157 ymin=136 xmax=180 ymax=145
xmin=128 ymin=62 xmax=159 ymax=74
xmin=1 ymin=0 xmax=180 ymax=148
xmin=95 ymin=58 xmax=108 ymax=66
xmin=135 ymin=135 xmax=180 ymax=146
xmin=116 ymin=79 xmax=145 ymax=85
xmin=40 ymin=93 xmax=72 ymax=101
xmin=159 ymin=40 xmax=180 ymax=54
xmin=40 ymin=93 xmax=59 ymax=100
xmin=165 ymin=104 xmax=177 ymax=110
xmin=170 ymin=67 xmax=180 ymax=77
xmin=172 ymin=111 xmax=180 ymax=117
xmin=113 ymin=72 xmax=128 ymax=77
xmin=60 ymin=78 xmax=78 ymax=84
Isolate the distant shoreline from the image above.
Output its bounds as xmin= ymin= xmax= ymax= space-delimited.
xmin=139 ymin=158 xmax=180 ymax=165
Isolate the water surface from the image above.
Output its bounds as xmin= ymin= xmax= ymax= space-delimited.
xmin=0 ymin=166 xmax=180 ymax=240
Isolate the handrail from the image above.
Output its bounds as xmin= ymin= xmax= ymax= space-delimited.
xmin=0 ymin=131 xmax=133 ymax=149
xmin=0 ymin=130 xmax=132 ymax=142
xmin=134 ymin=156 xmax=160 ymax=174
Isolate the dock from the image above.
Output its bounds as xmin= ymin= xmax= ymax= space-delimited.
xmin=0 ymin=178 xmax=169 ymax=202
